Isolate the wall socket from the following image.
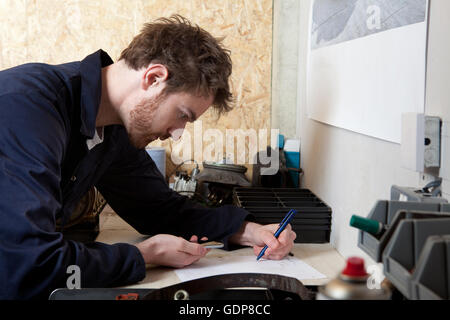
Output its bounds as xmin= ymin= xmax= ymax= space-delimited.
xmin=440 ymin=121 xmax=450 ymax=182
xmin=401 ymin=113 xmax=441 ymax=172
xmin=424 ymin=116 xmax=441 ymax=168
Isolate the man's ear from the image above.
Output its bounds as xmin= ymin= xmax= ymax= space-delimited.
xmin=141 ymin=64 xmax=168 ymax=91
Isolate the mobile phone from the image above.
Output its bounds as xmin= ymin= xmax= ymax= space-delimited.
xmin=199 ymin=241 xmax=224 ymax=249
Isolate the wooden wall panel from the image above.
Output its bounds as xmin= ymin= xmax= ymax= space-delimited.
xmin=0 ymin=0 xmax=273 ymax=181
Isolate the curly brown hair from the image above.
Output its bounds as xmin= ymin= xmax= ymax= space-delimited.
xmin=119 ymin=14 xmax=233 ymax=115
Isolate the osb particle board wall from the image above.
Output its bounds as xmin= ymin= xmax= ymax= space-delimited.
xmin=0 ymin=0 xmax=273 ymax=181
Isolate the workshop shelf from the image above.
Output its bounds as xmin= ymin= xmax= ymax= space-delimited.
xmin=357 ymin=200 xmax=450 ymax=262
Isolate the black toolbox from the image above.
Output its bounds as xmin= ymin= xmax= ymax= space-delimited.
xmin=233 ymin=188 xmax=332 ymax=243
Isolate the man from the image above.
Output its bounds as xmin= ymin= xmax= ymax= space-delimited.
xmin=0 ymin=15 xmax=296 ymax=300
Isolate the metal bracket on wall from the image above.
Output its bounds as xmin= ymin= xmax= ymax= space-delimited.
xmin=391 ymin=181 xmax=447 ymax=203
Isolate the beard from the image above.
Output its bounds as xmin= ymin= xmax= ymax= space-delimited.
xmin=127 ymin=94 xmax=165 ymax=149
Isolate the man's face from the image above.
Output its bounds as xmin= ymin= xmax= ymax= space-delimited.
xmin=126 ymin=90 xmax=213 ymax=149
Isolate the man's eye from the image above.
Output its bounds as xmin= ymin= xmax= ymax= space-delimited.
xmin=178 ymin=112 xmax=189 ymax=120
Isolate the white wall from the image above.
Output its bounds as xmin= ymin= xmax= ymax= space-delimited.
xmin=293 ymin=0 xmax=450 ymax=264
xmin=272 ymin=0 xmax=301 ymax=138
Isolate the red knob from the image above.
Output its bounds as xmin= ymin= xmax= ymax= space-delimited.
xmin=341 ymin=257 xmax=368 ymax=277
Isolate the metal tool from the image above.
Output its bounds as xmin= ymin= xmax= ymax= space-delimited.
xmin=143 ymin=273 xmax=313 ymax=300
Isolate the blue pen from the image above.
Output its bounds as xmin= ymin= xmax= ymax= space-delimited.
xmin=256 ymin=209 xmax=298 ymax=261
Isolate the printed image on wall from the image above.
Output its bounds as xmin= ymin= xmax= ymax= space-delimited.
xmin=311 ymin=0 xmax=427 ymax=50
xmin=307 ymin=0 xmax=428 ymax=143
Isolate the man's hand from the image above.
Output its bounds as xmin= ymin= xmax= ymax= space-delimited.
xmin=135 ymin=234 xmax=209 ymax=268
xmin=229 ymin=221 xmax=296 ymax=260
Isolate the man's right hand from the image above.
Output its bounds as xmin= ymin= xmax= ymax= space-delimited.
xmin=135 ymin=234 xmax=209 ymax=268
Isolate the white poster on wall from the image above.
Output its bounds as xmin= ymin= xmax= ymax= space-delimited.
xmin=306 ymin=0 xmax=428 ymax=143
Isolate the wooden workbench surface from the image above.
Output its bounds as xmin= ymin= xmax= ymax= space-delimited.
xmin=96 ymin=206 xmax=346 ymax=289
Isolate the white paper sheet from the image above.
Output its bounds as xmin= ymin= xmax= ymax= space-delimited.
xmin=175 ymin=255 xmax=326 ymax=282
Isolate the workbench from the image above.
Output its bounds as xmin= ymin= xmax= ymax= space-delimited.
xmin=96 ymin=206 xmax=346 ymax=290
